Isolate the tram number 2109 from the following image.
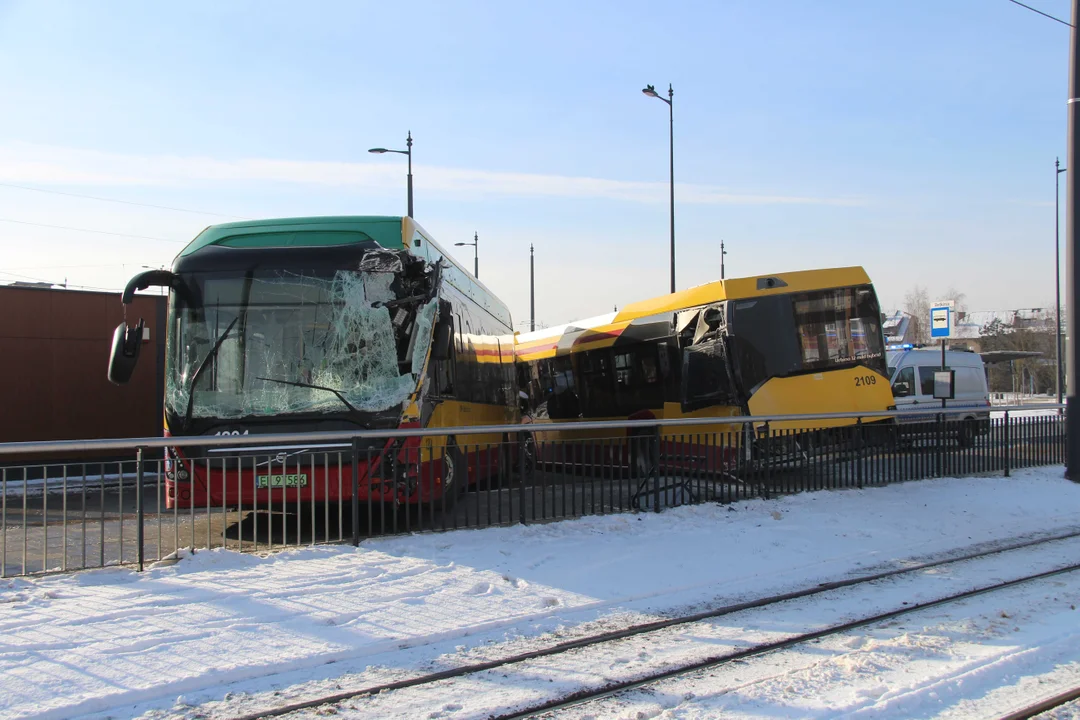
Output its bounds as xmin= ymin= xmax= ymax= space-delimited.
xmin=853 ymin=375 xmax=878 ymax=387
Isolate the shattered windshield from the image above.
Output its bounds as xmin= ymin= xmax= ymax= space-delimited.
xmin=165 ymin=260 xmax=437 ymax=423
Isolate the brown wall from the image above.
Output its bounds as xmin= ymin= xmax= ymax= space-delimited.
xmin=0 ymin=285 xmax=166 ymax=443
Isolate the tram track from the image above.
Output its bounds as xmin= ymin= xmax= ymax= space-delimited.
xmin=998 ymin=685 xmax=1080 ymax=720
xmin=227 ymin=528 xmax=1080 ymax=720
xmin=492 ymin=563 xmax=1080 ymax=719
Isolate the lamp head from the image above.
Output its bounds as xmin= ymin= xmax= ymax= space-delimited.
xmin=642 ymin=84 xmax=659 ymax=98
xmin=368 ymin=148 xmax=388 ymax=154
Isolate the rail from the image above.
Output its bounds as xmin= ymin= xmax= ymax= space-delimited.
xmin=0 ymin=404 xmax=1056 ymax=457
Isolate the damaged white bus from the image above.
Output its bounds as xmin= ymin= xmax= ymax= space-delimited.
xmin=107 ymin=216 xmax=518 ymax=510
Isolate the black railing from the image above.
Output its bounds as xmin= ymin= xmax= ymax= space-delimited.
xmin=0 ymin=407 xmax=1065 ymax=578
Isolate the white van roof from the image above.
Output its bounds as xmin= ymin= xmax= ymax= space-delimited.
xmin=887 ymin=349 xmax=985 ymax=369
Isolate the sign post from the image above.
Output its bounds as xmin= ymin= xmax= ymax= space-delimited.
xmin=930 ymin=302 xmax=954 ymax=409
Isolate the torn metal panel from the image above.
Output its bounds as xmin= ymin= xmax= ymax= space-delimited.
xmin=358 ymin=249 xmax=405 ymax=274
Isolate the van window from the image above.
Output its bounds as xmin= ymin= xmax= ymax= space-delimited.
xmin=955 ymin=366 xmax=985 ymax=396
xmin=918 ymin=366 xmax=938 ymax=396
xmin=893 ymin=366 xmax=915 ymax=397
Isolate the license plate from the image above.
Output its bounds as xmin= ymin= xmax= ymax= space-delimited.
xmin=256 ymin=473 xmax=309 ymax=489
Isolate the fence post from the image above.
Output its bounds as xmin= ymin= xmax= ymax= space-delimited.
xmin=351 ymin=438 xmax=361 ymax=546
xmin=1004 ymin=411 xmax=1011 ymax=478
xmin=136 ymin=447 xmax=145 ymax=572
xmin=652 ymin=424 xmax=661 ymax=512
xmin=518 ymin=431 xmax=527 ymax=526
xmin=856 ymin=418 xmax=864 ymax=489
xmin=936 ymin=413 xmax=944 ymax=478
xmin=762 ymin=421 xmax=771 ymax=499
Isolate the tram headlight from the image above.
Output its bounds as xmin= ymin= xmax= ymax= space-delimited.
xmin=176 ymin=468 xmax=190 ymax=481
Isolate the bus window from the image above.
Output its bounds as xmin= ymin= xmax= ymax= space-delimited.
xmin=681 ymin=339 xmax=737 ymax=413
xmin=546 ymin=355 xmax=580 ymax=419
xmin=729 ymin=295 xmax=800 ymax=393
xmin=580 ymin=350 xmax=617 ymax=417
xmin=434 ymin=315 xmax=456 ymax=397
xmin=614 ymin=352 xmax=634 ymax=388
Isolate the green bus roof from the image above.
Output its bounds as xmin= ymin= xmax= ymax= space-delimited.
xmin=178 ymin=216 xmax=405 ymax=257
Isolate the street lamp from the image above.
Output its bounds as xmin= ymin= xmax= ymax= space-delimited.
xmin=455 ymin=232 xmax=478 ymax=278
xmin=720 ymin=239 xmax=728 ymax=280
xmin=642 ymin=82 xmax=675 ymax=294
xmin=1057 ymin=158 xmax=1068 ymax=408
xmin=368 ymin=131 xmax=414 ymax=218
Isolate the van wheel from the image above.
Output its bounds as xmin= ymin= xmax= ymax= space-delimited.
xmin=958 ymin=419 xmax=976 ymax=448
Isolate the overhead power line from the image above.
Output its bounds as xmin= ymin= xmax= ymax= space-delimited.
xmin=0 ymin=218 xmax=186 ymax=243
xmin=1005 ymin=0 xmax=1073 ymax=27
xmin=0 ymin=269 xmax=54 ymax=284
xmin=0 ymin=182 xmax=249 ymax=219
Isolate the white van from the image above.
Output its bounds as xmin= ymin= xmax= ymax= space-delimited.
xmin=886 ymin=347 xmax=991 ymax=445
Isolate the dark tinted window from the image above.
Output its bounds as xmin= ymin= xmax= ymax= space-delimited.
xmin=729 ymin=295 xmax=801 ymax=394
xmin=681 ymin=340 xmax=738 ymax=412
xmin=919 ymin=366 xmax=937 ymax=396
xmin=579 ymin=350 xmax=618 ymax=417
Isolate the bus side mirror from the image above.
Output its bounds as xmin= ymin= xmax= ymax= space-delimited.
xmin=108 ymin=319 xmax=144 ymax=385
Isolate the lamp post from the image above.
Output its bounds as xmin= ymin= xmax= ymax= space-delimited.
xmin=1058 ymin=158 xmax=1067 ymax=408
xmin=1067 ymin=0 xmax=1079 ymax=480
xmin=642 ymin=82 xmax=675 ymax=294
xmin=720 ymin=239 xmax=727 ymax=280
xmin=530 ymin=243 xmax=535 ymax=332
xmin=368 ymin=131 xmax=414 ymax=218
xmin=455 ymin=232 xmax=478 ymax=278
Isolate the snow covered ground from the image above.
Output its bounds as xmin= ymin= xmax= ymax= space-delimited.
xmin=1 ymin=467 xmax=1079 ymax=720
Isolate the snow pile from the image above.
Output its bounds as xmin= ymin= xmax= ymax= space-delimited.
xmin=0 ymin=467 xmax=1078 ymax=719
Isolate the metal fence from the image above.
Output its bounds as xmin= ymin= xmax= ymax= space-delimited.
xmin=0 ymin=407 xmax=1066 ymax=578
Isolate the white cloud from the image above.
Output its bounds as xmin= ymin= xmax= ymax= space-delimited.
xmin=0 ymin=143 xmax=864 ymax=207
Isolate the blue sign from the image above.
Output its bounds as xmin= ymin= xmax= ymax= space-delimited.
xmin=930 ymin=305 xmax=951 ymax=339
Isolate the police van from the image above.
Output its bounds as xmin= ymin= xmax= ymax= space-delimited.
xmin=886 ymin=346 xmax=991 ymax=446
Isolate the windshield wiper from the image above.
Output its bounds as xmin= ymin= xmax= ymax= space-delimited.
xmin=183 ymin=316 xmax=240 ymax=429
xmin=254 ymin=377 xmax=362 ymax=415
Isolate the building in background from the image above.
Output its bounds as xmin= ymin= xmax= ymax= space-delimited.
xmin=0 ymin=284 xmax=166 ymax=445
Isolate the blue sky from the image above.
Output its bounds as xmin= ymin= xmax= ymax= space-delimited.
xmin=0 ymin=0 xmax=1070 ymax=326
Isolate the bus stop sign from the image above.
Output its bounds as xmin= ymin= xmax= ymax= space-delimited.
xmin=930 ymin=304 xmax=951 ymax=339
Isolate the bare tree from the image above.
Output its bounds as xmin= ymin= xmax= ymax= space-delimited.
xmin=941 ymin=287 xmax=968 ymax=316
xmin=903 ymin=285 xmax=930 ymax=344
